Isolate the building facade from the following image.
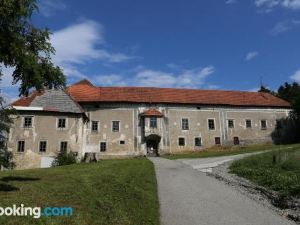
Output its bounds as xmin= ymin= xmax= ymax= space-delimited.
xmin=9 ymin=79 xmax=291 ymax=169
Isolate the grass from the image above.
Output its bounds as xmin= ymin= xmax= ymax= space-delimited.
xmin=162 ymin=144 xmax=289 ymax=160
xmin=230 ymin=146 xmax=300 ymax=198
xmin=0 ymin=158 xmax=159 ymax=225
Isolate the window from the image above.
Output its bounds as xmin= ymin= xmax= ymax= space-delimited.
xmin=233 ymin=137 xmax=240 ymax=145
xmin=208 ymin=119 xmax=215 ymax=130
xmin=228 ymin=120 xmax=234 ymax=128
xmin=57 ymin=118 xmax=66 ymax=129
xmin=261 ymin=120 xmax=267 ymax=130
xmin=91 ymin=121 xmax=99 ymax=132
xmin=181 ymin=118 xmax=189 ymax=130
xmin=17 ymin=140 xmax=25 ymax=152
xmin=100 ymin=142 xmax=107 ymax=152
xmin=120 ymin=140 xmax=125 ymax=145
xmin=195 ymin=137 xmax=202 ymax=147
xmin=215 ymin=137 xmax=221 ymax=145
xmin=39 ymin=141 xmax=47 ymax=152
xmin=60 ymin=141 xmax=68 ymax=153
xmin=246 ymin=120 xmax=252 ymax=128
xmin=178 ymin=137 xmax=185 ymax=146
xmin=150 ymin=117 xmax=157 ymax=128
xmin=23 ymin=116 xmax=32 ymax=128
xmin=112 ymin=121 xmax=120 ymax=132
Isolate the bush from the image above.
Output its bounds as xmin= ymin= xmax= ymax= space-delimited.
xmin=271 ymin=117 xmax=300 ymax=144
xmin=52 ymin=152 xmax=77 ymax=167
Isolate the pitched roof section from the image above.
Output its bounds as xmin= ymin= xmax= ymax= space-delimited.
xmin=11 ymin=89 xmax=84 ymax=113
xmin=66 ymin=79 xmax=290 ymax=108
xmin=140 ymin=108 xmax=164 ymax=117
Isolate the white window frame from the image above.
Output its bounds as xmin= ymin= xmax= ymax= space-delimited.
xmin=112 ymin=120 xmax=120 ymax=132
xmin=17 ymin=140 xmax=25 ymax=153
xmin=59 ymin=141 xmax=68 ymax=153
xmin=260 ymin=119 xmax=268 ymax=130
xmin=208 ymin=118 xmax=216 ymax=131
xmin=245 ymin=119 xmax=252 ymax=129
xmin=100 ymin=141 xmax=107 ymax=152
xmin=149 ymin=117 xmax=158 ymax=128
xmin=56 ymin=117 xmax=68 ymax=130
xmin=91 ymin=121 xmax=99 ymax=132
xmin=227 ymin=119 xmax=235 ymax=129
xmin=39 ymin=140 xmax=48 ymax=153
xmin=181 ymin=118 xmax=189 ymax=130
xmin=22 ymin=116 xmax=34 ymax=128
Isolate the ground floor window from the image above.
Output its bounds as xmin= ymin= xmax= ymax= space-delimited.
xmin=233 ymin=137 xmax=240 ymax=145
xmin=178 ymin=137 xmax=185 ymax=146
xmin=215 ymin=137 xmax=221 ymax=145
xmin=120 ymin=140 xmax=125 ymax=145
xmin=17 ymin=140 xmax=25 ymax=152
xmin=194 ymin=137 xmax=202 ymax=147
xmin=39 ymin=141 xmax=47 ymax=152
xmin=100 ymin=142 xmax=107 ymax=152
xmin=60 ymin=141 xmax=68 ymax=153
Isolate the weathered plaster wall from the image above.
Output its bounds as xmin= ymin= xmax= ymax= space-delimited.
xmin=8 ymin=111 xmax=84 ymax=169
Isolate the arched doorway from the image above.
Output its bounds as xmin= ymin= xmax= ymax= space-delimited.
xmin=145 ymin=134 xmax=161 ymax=156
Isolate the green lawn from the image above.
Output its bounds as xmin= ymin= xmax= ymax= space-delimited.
xmin=0 ymin=158 xmax=159 ymax=225
xmin=162 ymin=144 xmax=290 ymax=160
xmin=230 ymin=146 xmax=300 ymax=198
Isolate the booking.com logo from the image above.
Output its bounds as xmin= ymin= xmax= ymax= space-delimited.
xmin=0 ymin=205 xmax=73 ymax=219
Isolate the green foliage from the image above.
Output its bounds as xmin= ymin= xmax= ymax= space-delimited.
xmin=258 ymin=85 xmax=275 ymax=95
xmin=0 ymin=0 xmax=65 ymax=96
xmin=230 ymin=147 xmax=300 ymax=198
xmin=271 ymin=118 xmax=300 ymax=144
xmin=52 ymin=152 xmax=77 ymax=167
xmin=0 ymin=93 xmax=15 ymax=169
xmin=0 ymin=158 xmax=159 ymax=225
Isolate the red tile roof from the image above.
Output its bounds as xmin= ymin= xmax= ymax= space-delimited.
xmin=12 ymin=79 xmax=291 ymax=108
xmin=140 ymin=108 xmax=164 ymax=117
xmin=66 ymin=80 xmax=291 ymax=108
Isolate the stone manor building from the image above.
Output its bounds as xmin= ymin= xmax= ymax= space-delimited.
xmin=8 ymin=79 xmax=291 ymax=169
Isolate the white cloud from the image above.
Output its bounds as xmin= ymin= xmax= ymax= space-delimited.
xmin=39 ymin=0 xmax=66 ymax=17
xmin=225 ymin=0 xmax=237 ymax=4
xmin=255 ymin=0 xmax=300 ymax=11
xmin=245 ymin=51 xmax=259 ymax=61
xmin=92 ymin=66 xmax=216 ymax=88
xmin=290 ymin=69 xmax=300 ymax=81
xmin=270 ymin=20 xmax=300 ymax=35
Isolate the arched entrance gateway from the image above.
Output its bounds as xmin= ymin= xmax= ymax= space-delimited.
xmin=145 ymin=134 xmax=161 ymax=156
xmin=140 ymin=108 xmax=164 ymax=157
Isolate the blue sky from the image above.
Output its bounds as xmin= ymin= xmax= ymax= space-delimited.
xmin=2 ymin=0 xmax=300 ymax=102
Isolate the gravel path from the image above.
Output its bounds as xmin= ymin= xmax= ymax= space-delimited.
xmin=149 ymin=156 xmax=296 ymax=225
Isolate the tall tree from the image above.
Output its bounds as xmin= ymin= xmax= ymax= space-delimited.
xmin=0 ymin=0 xmax=65 ymax=95
xmin=0 ymin=0 xmax=66 ymax=169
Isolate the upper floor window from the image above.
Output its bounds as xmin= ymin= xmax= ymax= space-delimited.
xmin=178 ymin=137 xmax=185 ymax=146
xmin=246 ymin=120 xmax=252 ymax=128
xmin=195 ymin=137 xmax=202 ymax=147
xmin=57 ymin=118 xmax=66 ymax=129
xmin=17 ymin=140 xmax=25 ymax=152
xmin=150 ymin=117 xmax=157 ymax=128
xmin=91 ymin=121 xmax=99 ymax=132
xmin=112 ymin=121 xmax=120 ymax=132
xmin=261 ymin=120 xmax=267 ymax=130
xmin=228 ymin=120 xmax=234 ymax=128
xmin=39 ymin=141 xmax=47 ymax=152
xmin=208 ymin=119 xmax=215 ymax=130
xmin=181 ymin=118 xmax=189 ymax=130
xmin=60 ymin=141 xmax=68 ymax=153
xmin=23 ymin=116 xmax=33 ymax=128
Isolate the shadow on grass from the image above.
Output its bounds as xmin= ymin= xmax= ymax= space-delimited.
xmin=0 ymin=176 xmax=40 ymax=182
xmin=0 ymin=183 xmax=19 ymax=192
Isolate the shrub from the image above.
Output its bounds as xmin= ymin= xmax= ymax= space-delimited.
xmin=52 ymin=152 xmax=77 ymax=167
